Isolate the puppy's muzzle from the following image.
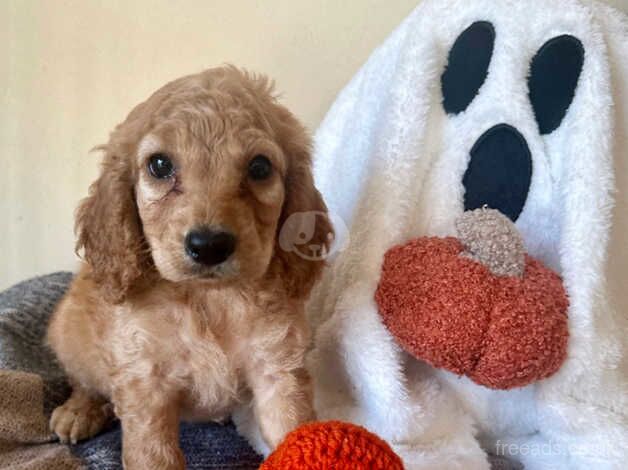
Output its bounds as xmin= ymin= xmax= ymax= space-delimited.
xmin=185 ymin=227 xmax=236 ymax=266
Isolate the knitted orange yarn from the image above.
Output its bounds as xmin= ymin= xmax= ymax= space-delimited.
xmin=260 ymin=421 xmax=404 ymax=470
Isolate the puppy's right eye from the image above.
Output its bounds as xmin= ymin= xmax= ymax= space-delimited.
xmin=248 ymin=155 xmax=272 ymax=181
xmin=148 ymin=153 xmax=174 ymax=179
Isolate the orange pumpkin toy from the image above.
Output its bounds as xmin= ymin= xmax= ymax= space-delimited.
xmin=375 ymin=208 xmax=569 ymax=389
xmin=260 ymin=421 xmax=404 ymax=470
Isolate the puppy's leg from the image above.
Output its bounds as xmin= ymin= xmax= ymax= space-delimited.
xmin=50 ymin=384 xmax=113 ymax=444
xmin=246 ymin=313 xmax=314 ymax=449
xmin=247 ymin=360 xmax=314 ymax=448
xmin=47 ymin=274 xmax=116 ymax=444
xmin=113 ymin=385 xmax=184 ymax=470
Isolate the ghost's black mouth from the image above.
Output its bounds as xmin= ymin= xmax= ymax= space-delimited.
xmin=463 ymin=124 xmax=532 ymax=222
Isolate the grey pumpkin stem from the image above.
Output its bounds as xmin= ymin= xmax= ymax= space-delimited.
xmin=455 ymin=207 xmax=526 ymax=277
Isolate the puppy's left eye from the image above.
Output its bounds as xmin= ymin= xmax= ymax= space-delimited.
xmin=148 ymin=153 xmax=175 ymax=179
xmin=248 ymin=155 xmax=272 ymax=181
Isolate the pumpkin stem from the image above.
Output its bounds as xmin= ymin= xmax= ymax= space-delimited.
xmin=455 ymin=208 xmax=526 ymax=277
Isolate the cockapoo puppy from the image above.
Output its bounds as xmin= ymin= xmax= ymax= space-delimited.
xmin=47 ymin=66 xmax=332 ymax=470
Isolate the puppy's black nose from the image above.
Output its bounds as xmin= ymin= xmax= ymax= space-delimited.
xmin=185 ymin=228 xmax=236 ymax=266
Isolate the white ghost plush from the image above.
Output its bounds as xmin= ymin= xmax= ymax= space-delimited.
xmin=306 ymin=0 xmax=628 ymax=469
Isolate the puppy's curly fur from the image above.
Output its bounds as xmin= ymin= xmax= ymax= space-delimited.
xmin=46 ymin=66 xmax=332 ymax=470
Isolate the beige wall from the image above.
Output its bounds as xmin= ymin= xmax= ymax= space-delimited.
xmin=1 ymin=0 xmax=627 ymax=289
xmin=0 ymin=0 xmax=419 ymax=289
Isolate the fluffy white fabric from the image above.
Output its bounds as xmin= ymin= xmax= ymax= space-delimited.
xmin=304 ymin=1 xmax=628 ymax=468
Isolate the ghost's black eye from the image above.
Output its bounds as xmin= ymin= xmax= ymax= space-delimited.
xmin=528 ymin=35 xmax=584 ymax=135
xmin=248 ymin=155 xmax=272 ymax=181
xmin=441 ymin=21 xmax=495 ymax=115
xmin=147 ymin=153 xmax=174 ymax=179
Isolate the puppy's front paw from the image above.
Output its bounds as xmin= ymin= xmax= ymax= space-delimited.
xmin=50 ymin=398 xmax=113 ymax=444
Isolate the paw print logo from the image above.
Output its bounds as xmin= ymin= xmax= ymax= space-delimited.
xmin=442 ymin=21 xmax=584 ymax=221
xmin=279 ymin=211 xmax=349 ymax=261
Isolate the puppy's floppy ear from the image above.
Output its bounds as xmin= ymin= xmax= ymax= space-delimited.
xmin=75 ymin=145 xmax=150 ymax=304
xmin=272 ymin=107 xmax=333 ymax=299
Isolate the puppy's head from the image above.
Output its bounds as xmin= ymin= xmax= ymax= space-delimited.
xmin=77 ymin=67 xmax=332 ymax=303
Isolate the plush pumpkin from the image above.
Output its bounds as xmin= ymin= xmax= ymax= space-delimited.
xmin=260 ymin=421 xmax=403 ymax=470
xmin=375 ymin=208 xmax=569 ymax=389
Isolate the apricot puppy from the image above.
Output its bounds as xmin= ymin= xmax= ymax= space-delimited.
xmin=47 ymin=66 xmax=332 ymax=470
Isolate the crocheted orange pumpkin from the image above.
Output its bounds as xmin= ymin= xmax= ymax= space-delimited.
xmin=260 ymin=421 xmax=404 ymax=470
xmin=375 ymin=208 xmax=569 ymax=389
